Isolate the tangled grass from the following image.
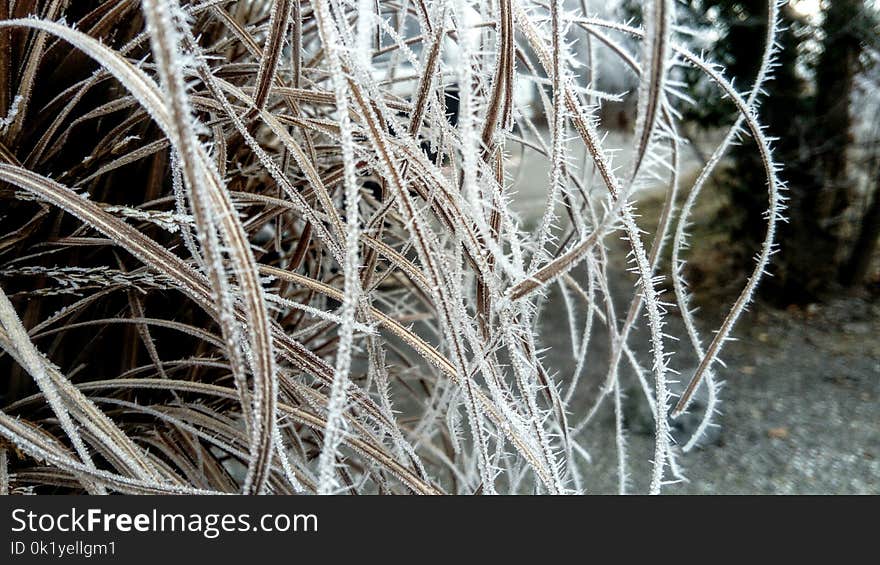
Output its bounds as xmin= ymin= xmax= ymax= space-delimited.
xmin=0 ymin=0 xmax=783 ymax=494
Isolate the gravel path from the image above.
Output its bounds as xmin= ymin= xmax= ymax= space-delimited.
xmin=546 ymin=293 xmax=880 ymax=494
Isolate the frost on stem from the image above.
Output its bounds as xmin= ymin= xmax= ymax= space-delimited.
xmin=0 ymin=0 xmax=782 ymax=495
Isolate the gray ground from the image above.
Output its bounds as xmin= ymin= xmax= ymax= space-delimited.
xmin=544 ymin=295 xmax=880 ymax=494
xmin=513 ymin=130 xmax=879 ymax=494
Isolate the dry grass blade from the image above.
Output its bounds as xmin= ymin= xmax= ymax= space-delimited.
xmin=251 ymin=0 xmax=291 ymax=114
xmin=0 ymin=1 xmax=782 ymax=495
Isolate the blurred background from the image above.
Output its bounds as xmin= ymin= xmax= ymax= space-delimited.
xmin=515 ymin=0 xmax=879 ymax=493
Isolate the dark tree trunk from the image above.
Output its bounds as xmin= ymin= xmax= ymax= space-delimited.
xmin=803 ymin=0 xmax=863 ymax=289
xmin=763 ymin=0 xmax=863 ymax=301
xmin=840 ymin=173 xmax=880 ymax=285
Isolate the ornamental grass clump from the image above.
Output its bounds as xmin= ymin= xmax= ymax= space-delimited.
xmin=0 ymin=0 xmax=783 ymax=494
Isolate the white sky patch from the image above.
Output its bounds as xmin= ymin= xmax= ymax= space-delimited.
xmin=791 ymin=0 xmax=822 ymax=18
